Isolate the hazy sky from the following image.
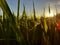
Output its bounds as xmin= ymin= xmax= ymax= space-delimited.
xmin=0 ymin=0 xmax=60 ymax=16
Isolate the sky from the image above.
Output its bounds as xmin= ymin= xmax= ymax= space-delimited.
xmin=0 ymin=0 xmax=60 ymax=16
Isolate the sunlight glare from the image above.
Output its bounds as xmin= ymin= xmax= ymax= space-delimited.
xmin=46 ymin=10 xmax=56 ymax=17
xmin=49 ymin=11 xmax=54 ymax=17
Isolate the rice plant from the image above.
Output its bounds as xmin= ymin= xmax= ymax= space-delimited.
xmin=0 ymin=0 xmax=60 ymax=45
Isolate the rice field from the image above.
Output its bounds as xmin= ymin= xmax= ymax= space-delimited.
xmin=0 ymin=0 xmax=60 ymax=45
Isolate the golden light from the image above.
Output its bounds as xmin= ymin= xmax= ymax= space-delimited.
xmin=46 ymin=10 xmax=56 ymax=17
xmin=49 ymin=11 xmax=54 ymax=17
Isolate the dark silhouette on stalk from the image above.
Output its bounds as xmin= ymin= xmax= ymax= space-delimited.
xmin=49 ymin=4 xmax=50 ymax=14
xmin=43 ymin=8 xmax=45 ymax=17
xmin=17 ymin=0 xmax=20 ymax=22
xmin=47 ymin=4 xmax=51 ymax=30
xmin=33 ymin=1 xmax=37 ymax=21
xmin=48 ymin=4 xmax=51 ymax=29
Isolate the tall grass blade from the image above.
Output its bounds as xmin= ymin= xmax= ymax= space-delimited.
xmin=33 ymin=1 xmax=36 ymax=21
xmin=17 ymin=0 xmax=20 ymax=21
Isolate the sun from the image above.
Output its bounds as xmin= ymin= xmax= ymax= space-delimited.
xmin=49 ymin=11 xmax=54 ymax=17
xmin=46 ymin=10 xmax=56 ymax=17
